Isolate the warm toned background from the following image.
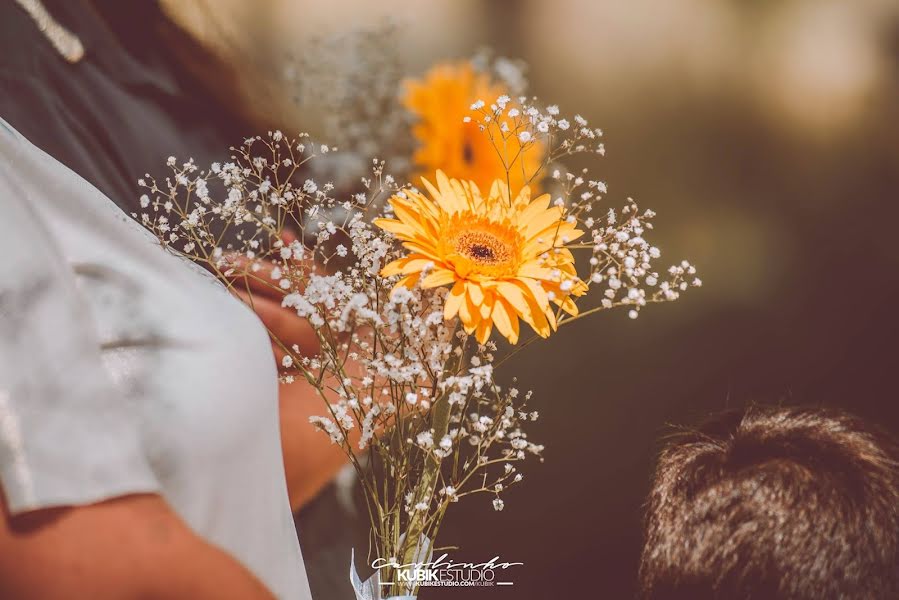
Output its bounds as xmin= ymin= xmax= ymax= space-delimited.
xmin=166 ymin=1 xmax=899 ymax=597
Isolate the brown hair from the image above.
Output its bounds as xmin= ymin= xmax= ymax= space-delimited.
xmin=639 ymin=406 xmax=899 ymax=599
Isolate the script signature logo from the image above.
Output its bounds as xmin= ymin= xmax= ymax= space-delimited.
xmin=371 ymin=553 xmax=524 ymax=588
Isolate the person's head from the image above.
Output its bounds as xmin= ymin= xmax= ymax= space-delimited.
xmin=639 ymin=406 xmax=899 ymax=600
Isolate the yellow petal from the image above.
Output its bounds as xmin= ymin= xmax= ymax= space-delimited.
xmin=475 ymin=316 xmax=493 ymax=344
xmin=494 ymin=280 xmax=532 ymax=319
xmin=407 ymin=190 xmax=440 ymax=220
xmin=398 ymin=257 xmax=439 ymax=275
xmin=420 ymin=175 xmax=441 ymax=203
xmin=444 ymin=280 xmax=466 ymax=320
xmin=522 ymin=223 xmax=585 ymax=257
xmin=391 ymin=274 xmax=417 ymax=294
xmin=381 ymin=258 xmax=405 ymax=277
xmin=400 ymin=241 xmax=442 ymax=263
xmin=381 ymin=255 xmax=433 ymax=277
xmin=421 ymin=269 xmax=456 ymax=288
xmin=511 ymin=279 xmax=552 ymax=337
xmin=478 ymin=289 xmax=495 ymax=319
xmin=492 ymin=299 xmax=519 ymax=344
xmin=391 ymin=201 xmax=437 ymax=238
xmin=435 ymin=170 xmax=465 ymax=214
xmin=555 ymin=292 xmax=579 ymax=316
xmin=512 ymin=186 xmax=532 ymax=207
xmin=466 ymin=280 xmax=485 ymax=306
xmin=515 ymin=277 xmax=550 ymax=308
xmin=372 ymin=217 xmax=413 ymax=238
xmin=517 ymin=262 xmax=554 ymax=280
xmin=518 ymin=193 xmax=551 ymax=226
xmin=459 ymin=289 xmax=476 ymax=331
xmin=522 ymin=206 xmax=564 ymax=240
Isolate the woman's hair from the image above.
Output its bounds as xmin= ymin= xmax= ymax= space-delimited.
xmin=639 ymin=406 xmax=899 ymax=600
xmin=89 ymin=0 xmax=253 ymax=129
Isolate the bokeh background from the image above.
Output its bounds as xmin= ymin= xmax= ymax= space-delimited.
xmin=166 ymin=0 xmax=899 ymax=597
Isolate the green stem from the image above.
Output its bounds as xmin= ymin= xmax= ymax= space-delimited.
xmin=393 ymin=391 xmax=452 ymax=595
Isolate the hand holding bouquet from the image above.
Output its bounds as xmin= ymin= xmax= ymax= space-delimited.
xmin=139 ymin=55 xmax=699 ymax=598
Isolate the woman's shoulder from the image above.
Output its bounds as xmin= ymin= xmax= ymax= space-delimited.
xmin=0 ymin=119 xmax=257 ymax=335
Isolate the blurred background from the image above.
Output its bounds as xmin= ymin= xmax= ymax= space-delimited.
xmin=166 ymin=0 xmax=899 ymax=597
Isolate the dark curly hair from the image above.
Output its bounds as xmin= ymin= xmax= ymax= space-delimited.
xmin=639 ymin=406 xmax=899 ymax=600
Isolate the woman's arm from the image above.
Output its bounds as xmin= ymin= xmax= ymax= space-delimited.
xmin=0 ymin=490 xmax=275 ymax=599
xmin=278 ymin=378 xmax=359 ymax=510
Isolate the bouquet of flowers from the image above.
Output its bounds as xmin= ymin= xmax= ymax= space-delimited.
xmin=138 ymin=54 xmax=699 ymax=599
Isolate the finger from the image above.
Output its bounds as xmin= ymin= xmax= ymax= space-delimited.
xmin=224 ymin=256 xmax=313 ymax=301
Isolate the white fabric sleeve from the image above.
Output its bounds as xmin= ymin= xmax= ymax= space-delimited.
xmin=0 ymin=125 xmax=159 ymax=514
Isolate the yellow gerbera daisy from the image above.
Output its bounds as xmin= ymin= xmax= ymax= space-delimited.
xmin=403 ymin=62 xmax=543 ymax=195
xmin=375 ymin=171 xmax=587 ymax=344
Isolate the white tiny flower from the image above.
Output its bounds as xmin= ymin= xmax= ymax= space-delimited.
xmin=518 ymin=131 xmax=532 ymax=143
xmin=416 ymin=431 xmax=434 ymax=449
xmin=492 ymin=498 xmax=505 ymax=511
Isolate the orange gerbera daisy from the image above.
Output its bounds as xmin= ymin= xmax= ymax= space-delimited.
xmin=374 ymin=171 xmax=586 ymax=344
xmin=403 ymin=62 xmax=543 ymax=195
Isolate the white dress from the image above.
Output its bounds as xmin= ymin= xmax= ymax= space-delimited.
xmin=0 ymin=118 xmax=312 ymax=600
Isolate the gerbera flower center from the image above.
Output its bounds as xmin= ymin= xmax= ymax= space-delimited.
xmin=440 ymin=216 xmax=523 ymax=278
xmin=455 ymin=231 xmax=508 ymax=264
xmin=462 ymin=140 xmax=474 ymax=165
xmin=469 ymin=243 xmax=493 ymax=260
